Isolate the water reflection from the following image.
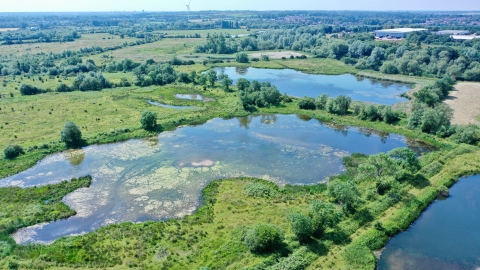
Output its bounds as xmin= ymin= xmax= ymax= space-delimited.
xmin=1 ymin=115 xmax=434 ymax=244
xmin=214 ymin=67 xmax=412 ymax=105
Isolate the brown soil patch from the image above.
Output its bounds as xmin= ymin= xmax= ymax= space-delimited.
xmin=444 ymin=82 xmax=480 ymax=125
xmin=249 ymin=51 xmax=303 ymax=59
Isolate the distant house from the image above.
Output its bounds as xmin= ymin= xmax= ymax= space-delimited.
xmin=374 ymin=28 xmax=428 ymax=39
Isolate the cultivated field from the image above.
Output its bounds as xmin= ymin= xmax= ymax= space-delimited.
xmin=444 ymin=82 xmax=480 ymax=125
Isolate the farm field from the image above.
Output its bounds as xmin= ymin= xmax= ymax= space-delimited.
xmin=444 ymin=82 xmax=480 ymax=125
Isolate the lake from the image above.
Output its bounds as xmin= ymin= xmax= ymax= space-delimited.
xmin=378 ymin=175 xmax=480 ymax=270
xmin=0 ymin=114 xmax=431 ymax=244
xmin=213 ymin=67 xmax=412 ymax=105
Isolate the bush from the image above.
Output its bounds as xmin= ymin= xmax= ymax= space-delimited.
xmin=288 ymin=213 xmax=313 ymax=243
xmin=236 ymin=52 xmax=249 ymax=63
xmin=344 ymin=242 xmax=376 ymax=269
xmin=244 ymin=224 xmax=284 ymax=253
xmin=4 ymin=145 xmax=24 ymax=159
xmin=56 ymin=83 xmax=72 ymax=92
xmin=298 ymin=97 xmax=316 ymax=110
xmin=140 ymin=110 xmax=158 ymax=131
xmin=326 ymin=95 xmax=351 ymax=115
xmin=20 ymin=84 xmax=42 ymax=95
xmin=450 ymin=124 xmax=480 ymax=145
xmin=244 ymin=182 xmax=277 ymax=198
xmin=267 ymin=247 xmax=315 ymax=270
xmin=315 ymin=94 xmax=329 ymax=110
xmin=309 ymin=201 xmax=341 ymax=237
xmin=60 ymin=122 xmax=83 ymax=148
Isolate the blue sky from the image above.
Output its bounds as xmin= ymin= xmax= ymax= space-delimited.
xmin=2 ymin=0 xmax=480 ymax=12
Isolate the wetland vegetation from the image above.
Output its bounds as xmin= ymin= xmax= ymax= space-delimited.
xmin=0 ymin=9 xmax=480 ymax=270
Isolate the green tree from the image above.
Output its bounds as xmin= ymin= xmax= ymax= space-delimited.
xmin=298 ymin=97 xmax=316 ymax=110
xmin=4 ymin=145 xmax=24 ymax=160
xmin=61 ymin=122 xmax=83 ymax=148
xmin=189 ymin=71 xmax=197 ymax=85
xmin=326 ymin=95 xmax=351 ymax=115
xmin=244 ymin=224 xmax=284 ymax=253
xmin=288 ymin=213 xmax=313 ymax=243
xmin=197 ymin=74 xmax=208 ymax=89
xmin=328 ymin=180 xmax=361 ymax=213
xmin=355 ymin=153 xmax=401 ymax=193
xmin=219 ymin=74 xmax=233 ymax=92
xmin=236 ymin=78 xmax=251 ymax=91
xmin=207 ymin=70 xmax=217 ymax=87
xmin=140 ymin=110 xmax=158 ymax=131
xmin=309 ymin=201 xmax=341 ymax=237
xmin=315 ymin=94 xmax=329 ymax=110
xmin=388 ymin=148 xmax=421 ymax=173
xmin=235 ymin=52 xmax=249 ymax=63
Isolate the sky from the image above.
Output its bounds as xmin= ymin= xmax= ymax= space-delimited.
xmin=1 ymin=0 xmax=480 ymax=12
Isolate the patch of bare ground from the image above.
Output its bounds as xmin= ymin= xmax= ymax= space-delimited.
xmin=444 ymin=82 xmax=480 ymax=125
xmin=249 ymin=51 xmax=303 ymax=59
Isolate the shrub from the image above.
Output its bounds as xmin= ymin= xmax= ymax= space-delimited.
xmin=298 ymin=97 xmax=316 ymax=110
xmin=244 ymin=182 xmax=277 ymax=198
xmin=343 ymin=242 xmax=376 ymax=269
xmin=315 ymin=94 xmax=329 ymax=110
xmin=244 ymin=224 xmax=284 ymax=253
xmin=309 ymin=201 xmax=341 ymax=237
xmin=437 ymin=185 xmax=449 ymax=197
xmin=267 ymin=247 xmax=315 ymax=270
xmin=236 ymin=52 xmax=249 ymax=63
xmin=326 ymin=95 xmax=351 ymax=115
xmin=20 ymin=84 xmax=42 ymax=95
xmin=287 ymin=213 xmax=313 ymax=243
xmin=140 ymin=110 xmax=158 ymax=131
xmin=4 ymin=144 xmax=24 ymax=160
xmin=450 ymin=124 xmax=480 ymax=145
xmin=56 ymin=83 xmax=72 ymax=92
xmin=419 ymin=161 xmax=443 ymax=178
xmin=60 ymin=122 xmax=83 ymax=148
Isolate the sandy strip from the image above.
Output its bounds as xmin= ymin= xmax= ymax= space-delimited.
xmin=249 ymin=51 xmax=303 ymax=59
xmin=444 ymin=82 xmax=480 ymax=125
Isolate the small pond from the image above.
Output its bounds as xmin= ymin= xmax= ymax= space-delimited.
xmin=175 ymin=94 xmax=215 ymax=102
xmin=213 ymin=67 xmax=412 ymax=105
xmin=0 ymin=114 xmax=432 ymax=244
xmin=378 ymin=175 xmax=480 ymax=270
xmin=147 ymin=100 xmax=197 ymax=110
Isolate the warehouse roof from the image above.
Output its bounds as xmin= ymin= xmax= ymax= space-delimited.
xmin=437 ymin=30 xmax=469 ymax=35
xmin=375 ymin=28 xmax=428 ymax=33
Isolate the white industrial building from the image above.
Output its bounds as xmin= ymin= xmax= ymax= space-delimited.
xmin=374 ymin=28 xmax=428 ymax=39
xmin=436 ymin=30 xmax=470 ymax=35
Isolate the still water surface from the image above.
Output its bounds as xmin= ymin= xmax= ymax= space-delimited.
xmin=0 ymin=115 xmax=430 ymax=244
xmin=214 ymin=67 xmax=412 ymax=105
xmin=378 ymin=175 xmax=480 ymax=270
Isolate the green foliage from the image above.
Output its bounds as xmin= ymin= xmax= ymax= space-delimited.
xmin=314 ymin=94 xmax=329 ymax=110
xmin=218 ymin=74 xmax=233 ymax=92
xmin=207 ymin=70 xmax=218 ymax=87
xmin=236 ymin=78 xmax=251 ymax=91
xmin=326 ymin=95 xmax=351 ymax=115
xmin=297 ymin=97 xmax=316 ymax=110
xmin=244 ymin=182 xmax=277 ymax=198
xmin=309 ymin=201 xmax=341 ymax=237
xmin=239 ymin=80 xmax=281 ymax=108
xmin=450 ymin=124 xmax=480 ymax=145
xmin=60 ymin=121 xmax=83 ymax=148
xmin=266 ymin=247 xmax=316 ymax=270
xmin=388 ymin=148 xmax=421 ymax=173
xmin=355 ymin=153 xmax=401 ymax=193
xmin=3 ymin=145 xmax=24 ymax=160
xmin=419 ymin=161 xmax=443 ymax=178
xmin=287 ymin=213 xmax=313 ymax=243
xmin=244 ymin=224 xmax=284 ymax=253
xmin=56 ymin=83 xmax=73 ymax=92
xmin=20 ymin=84 xmax=43 ymax=95
xmin=408 ymin=102 xmax=452 ymax=135
xmin=73 ymin=72 xmax=111 ymax=91
xmin=236 ymin=52 xmax=250 ymax=63
xmin=140 ymin=110 xmax=158 ymax=131
xmin=344 ymin=242 xmax=376 ymax=269
xmin=328 ymin=180 xmax=361 ymax=213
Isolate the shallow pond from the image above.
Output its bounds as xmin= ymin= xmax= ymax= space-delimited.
xmin=213 ymin=67 xmax=412 ymax=105
xmin=147 ymin=100 xmax=197 ymax=110
xmin=175 ymin=94 xmax=215 ymax=102
xmin=378 ymin=175 xmax=480 ymax=270
xmin=0 ymin=114 xmax=431 ymax=244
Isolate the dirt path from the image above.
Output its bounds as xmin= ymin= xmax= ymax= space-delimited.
xmin=444 ymin=82 xmax=480 ymax=125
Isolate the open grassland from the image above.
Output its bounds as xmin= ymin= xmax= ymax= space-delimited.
xmin=444 ymin=82 xmax=480 ymax=125
xmin=0 ymin=33 xmax=139 ymax=56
